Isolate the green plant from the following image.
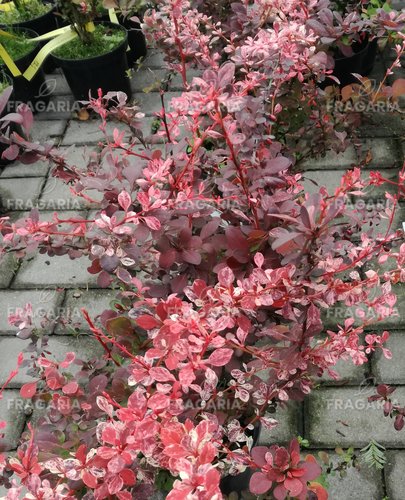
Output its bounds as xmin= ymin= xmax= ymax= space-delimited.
xmin=101 ymin=0 xmax=149 ymax=17
xmin=360 ymin=440 xmax=387 ymax=470
xmin=0 ymin=29 xmax=36 ymax=59
xmin=0 ymin=0 xmax=50 ymax=24
xmin=57 ymin=0 xmax=99 ymax=44
xmin=52 ymin=23 xmax=124 ymax=59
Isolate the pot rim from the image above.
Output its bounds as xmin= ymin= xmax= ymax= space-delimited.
xmin=51 ymin=21 xmax=128 ymax=64
xmin=334 ymin=35 xmax=377 ymax=62
xmin=0 ymin=27 xmax=40 ymax=64
xmin=1 ymin=4 xmax=55 ymax=27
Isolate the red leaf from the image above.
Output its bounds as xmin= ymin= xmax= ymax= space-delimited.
xmin=149 ymin=367 xmax=175 ymax=382
xmin=392 ymin=78 xmax=405 ymax=98
xmin=143 ymin=216 xmax=161 ymax=230
xmin=207 ymin=348 xmax=233 ymax=366
xmin=395 ymin=414 xmax=404 ymax=431
xmin=265 ymin=156 xmax=291 ymax=174
xmin=218 ymin=267 xmax=234 ymax=287
xmin=20 ymin=381 xmax=37 ymax=399
xmin=309 ymin=482 xmax=329 ymax=500
xmin=82 ymin=470 xmax=98 ymax=489
xmin=118 ymin=190 xmax=132 ymax=211
xmin=59 ymin=352 xmax=75 ymax=368
xmin=218 ymin=62 xmax=235 ymax=86
xmin=136 ymin=315 xmax=160 ymax=330
xmin=106 ymin=316 xmax=133 ymax=337
xmin=254 ymin=252 xmax=264 ymax=268
xmin=2 ymin=145 xmax=19 ymax=161
xmin=62 ymin=381 xmax=79 ymax=395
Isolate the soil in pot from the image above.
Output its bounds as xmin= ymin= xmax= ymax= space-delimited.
xmin=51 ymin=23 xmax=132 ymax=101
xmin=97 ymin=11 xmax=147 ymax=67
xmin=331 ymin=36 xmax=378 ymax=87
xmin=0 ymin=28 xmax=50 ymax=113
xmin=0 ymin=0 xmax=57 ymax=72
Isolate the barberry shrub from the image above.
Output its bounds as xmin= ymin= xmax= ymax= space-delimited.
xmin=0 ymin=0 xmax=404 ymax=498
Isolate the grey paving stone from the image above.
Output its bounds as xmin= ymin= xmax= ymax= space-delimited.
xmin=0 ymin=336 xmax=103 ymax=388
xmin=0 ymin=177 xmax=44 ymax=211
xmin=133 ymin=91 xmax=181 ymax=116
xmin=323 ymin=283 xmax=405 ymax=332
xmin=0 ymin=288 xmax=64 ymax=334
xmin=319 ymin=452 xmax=384 ymax=500
xmin=0 ymin=253 xmax=19 ymax=289
xmin=300 ymin=170 xmax=345 ymax=195
xmin=0 ymin=390 xmax=25 ymax=451
xmin=257 ymin=402 xmax=302 ymax=446
xmin=143 ymin=49 xmax=166 ymax=69
xmin=358 ymin=168 xmax=399 ymax=200
xmin=316 ymin=357 xmax=367 ymax=386
xmin=131 ymin=68 xmax=167 ymax=92
xmin=300 ymin=138 xmax=399 ymax=170
xmin=169 ymin=69 xmax=202 ymax=90
xmin=12 ymin=253 xmax=97 ymax=289
xmin=373 ymin=331 xmax=405 ymax=384
xmin=35 ymin=94 xmax=77 ymax=121
xmin=61 ymin=119 xmax=106 ymax=145
xmin=47 ymin=73 xmax=71 ymax=96
xmin=0 ymin=159 xmax=50 ymax=178
xmin=55 ymin=288 xmax=118 ymax=334
xmin=358 ymin=112 xmax=405 ymax=138
xmin=39 ymin=176 xmax=102 ymax=211
xmin=12 ymin=209 xmax=87 ymax=229
xmin=385 ymin=451 xmax=405 ymax=500
xmin=365 ymin=204 xmax=405 ymax=239
xmin=57 ymin=145 xmax=96 ymax=171
xmin=305 ymin=387 xmax=405 ymax=448
xmin=322 ymin=300 xmax=371 ymax=330
xmin=31 ymin=120 xmax=66 ymax=144
xmin=62 ymin=116 xmax=159 ymax=146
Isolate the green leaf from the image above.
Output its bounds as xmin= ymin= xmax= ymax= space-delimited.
xmin=106 ymin=316 xmax=133 ymax=337
xmin=360 ymin=440 xmax=387 ymax=470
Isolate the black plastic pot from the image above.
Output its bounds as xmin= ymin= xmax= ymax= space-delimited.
xmin=99 ymin=13 xmax=147 ymax=67
xmin=120 ymin=15 xmax=147 ymax=67
xmin=219 ymin=423 xmax=261 ymax=497
xmin=51 ymin=23 xmax=132 ymax=101
xmin=332 ymin=37 xmax=378 ymax=87
xmin=2 ymin=5 xmax=58 ymax=73
xmin=0 ymin=27 xmax=50 ymax=114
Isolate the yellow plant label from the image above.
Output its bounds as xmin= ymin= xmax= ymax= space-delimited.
xmin=108 ymin=8 xmax=119 ymax=24
xmin=85 ymin=22 xmax=95 ymax=32
xmin=0 ymin=28 xmax=17 ymax=38
xmin=0 ymin=1 xmax=15 ymax=11
xmin=0 ymin=42 xmax=21 ymax=76
xmin=27 ymin=25 xmax=72 ymax=42
xmin=23 ymin=30 xmax=77 ymax=81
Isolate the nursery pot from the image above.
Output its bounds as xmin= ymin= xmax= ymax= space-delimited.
xmin=2 ymin=5 xmax=58 ymax=73
xmin=119 ymin=15 xmax=147 ymax=67
xmin=219 ymin=423 xmax=261 ymax=497
xmin=51 ymin=23 xmax=132 ymax=102
xmin=332 ymin=37 xmax=378 ymax=87
xmin=0 ymin=28 xmax=50 ymax=114
xmin=99 ymin=13 xmax=147 ymax=67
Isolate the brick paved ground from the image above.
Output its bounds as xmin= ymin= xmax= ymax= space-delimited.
xmin=0 ymin=37 xmax=404 ymax=499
